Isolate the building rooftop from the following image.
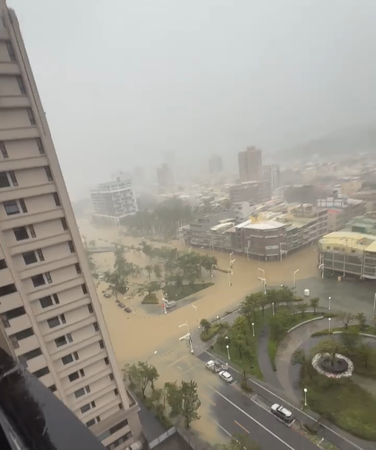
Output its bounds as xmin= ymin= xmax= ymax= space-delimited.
xmin=235 ymin=219 xmax=285 ymax=230
xmin=319 ymin=231 xmax=376 ymax=253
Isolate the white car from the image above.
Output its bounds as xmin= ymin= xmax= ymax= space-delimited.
xmin=218 ymin=370 xmax=233 ymax=383
xmin=270 ymin=403 xmax=294 ymax=424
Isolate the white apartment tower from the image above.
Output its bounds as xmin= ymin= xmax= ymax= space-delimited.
xmin=0 ymin=2 xmax=141 ymax=449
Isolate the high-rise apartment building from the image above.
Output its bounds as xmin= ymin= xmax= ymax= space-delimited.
xmin=0 ymin=2 xmax=141 ymax=449
xmin=156 ymin=163 xmax=174 ymax=190
xmin=238 ymin=146 xmax=262 ymax=182
xmin=91 ymin=177 xmax=138 ymax=225
xmin=208 ymin=154 xmax=223 ymax=174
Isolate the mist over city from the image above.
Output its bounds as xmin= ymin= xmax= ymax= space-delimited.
xmin=1 ymin=1 xmax=376 ymax=450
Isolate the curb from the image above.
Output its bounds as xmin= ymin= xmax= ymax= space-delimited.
xmin=287 ymin=316 xmax=324 ymax=333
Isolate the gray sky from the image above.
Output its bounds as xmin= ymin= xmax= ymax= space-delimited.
xmin=8 ymin=0 xmax=376 ymax=199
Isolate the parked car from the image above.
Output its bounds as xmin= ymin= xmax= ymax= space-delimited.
xmin=270 ymin=403 xmax=294 ymax=424
xmin=218 ymin=370 xmax=233 ymax=383
xmin=124 ymin=306 xmax=132 ymax=313
xmin=205 ymin=360 xmax=224 ymax=373
xmin=103 ymin=292 xmax=111 ymax=298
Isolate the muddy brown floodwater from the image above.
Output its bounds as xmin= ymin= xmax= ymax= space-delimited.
xmin=78 ymin=218 xmax=319 ymax=444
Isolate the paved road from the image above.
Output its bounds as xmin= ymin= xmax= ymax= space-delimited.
xmin=257 ymin=325 xmax=282 ymax=388
xmin=198 ymin=350 xmax=373 ymax=450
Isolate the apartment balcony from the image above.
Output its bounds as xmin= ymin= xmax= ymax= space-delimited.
xmin=14 ymin=334 xmax=40 ymax=356
xmin=63 ymin=366 xmax=112 ymax=395
xmin=20 ymin=254 xmax=78 ymax=280
xmin=10 ymin=229 xmax=69 ymax=255
xmin=58 ymin=350 xmax=107 ymax=378
xmin=0 ymin=95 xmax=30 ymax=108
xmin=0 ymin=291 xmax=23 ymax=314
xmin=0 ymin=125 xmax=39 ymax=141
xmin=102 ymin=424 xmax=132 ymax=448
xmin=36 ymin=371 xmax=54 ymax=388
xmin=28 ymin=274 xmax=83 ymax=302
xmin=50 ymin=334 xmax=100 ymax=362
xmin=0 ymin=61 xmax=20 ymax=75
xmin=73 ymin=381 xmax=115 ymax=411
xmin=0 ymin=155 xmax=48 ymax=171
xmin=6 ymin=314 xmax=32 ymax=333
xmin=26 ymin=354 xmax=46 ymax=373
xmin=0 ymin=182 xmax=55 ymax=202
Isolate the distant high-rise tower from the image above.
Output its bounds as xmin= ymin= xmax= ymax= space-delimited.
xmin=156 ymin=163 xmax=174 ymax=190
xmin=208 ymin=155 xmax=223 ymax=174
xmin=0 ymin=1 xmax=141 ymax=448
xmin=238 ymin=146 xmax=262 ymax=181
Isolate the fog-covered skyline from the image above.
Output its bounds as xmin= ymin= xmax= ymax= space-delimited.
xmin=9 ymin=0 xmax=376 ymax=199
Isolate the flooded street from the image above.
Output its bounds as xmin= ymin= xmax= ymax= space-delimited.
xmin=78 ymin=218 xmax=321 ymax=443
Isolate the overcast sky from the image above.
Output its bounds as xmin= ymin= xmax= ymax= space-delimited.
xmin=8 ymin=0 xmax=376 ymax=199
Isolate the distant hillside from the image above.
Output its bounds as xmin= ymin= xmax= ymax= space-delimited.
xmin=275 ymin=125 xmax=376 ymax=162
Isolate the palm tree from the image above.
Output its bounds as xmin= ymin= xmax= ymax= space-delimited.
xmin=310 ymin=297 xmax=320 ymax=315
xmin=145 ymin=265 xmax=153 ymax=280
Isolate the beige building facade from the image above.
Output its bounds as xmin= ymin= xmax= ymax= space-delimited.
xmin=0 ymin=2 xmax=141 ymax=448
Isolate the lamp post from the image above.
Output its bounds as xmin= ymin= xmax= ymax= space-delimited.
xmin=192 ymin=304 xmax=199 ymax=328
xmin=251 ymin=322 xmax=255 ymax=337
xmin=226 ymin=344 xmax=230 ymax=361
xmin=293 ymin=269 xmax=300 ymax=289
xmin=258 ymin=277 xmax=267 ymax=295
xmin=328 ymin=296 xmax=332 ymax=311
xmin=373 ymin=292 xmax=376 ymax=317
xmin=303 ymin=387 xmax=308 ymax=407
xmin=178 ymin=323 xmax=194 ymax=353
xmin=328 ymin=317 xmax=332 ymax=334
xmin=272 ymin=301 xmax=275 ymax=317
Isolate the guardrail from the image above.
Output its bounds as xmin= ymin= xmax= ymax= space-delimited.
xmin=148 ymin=427 xmax=176 ymax=449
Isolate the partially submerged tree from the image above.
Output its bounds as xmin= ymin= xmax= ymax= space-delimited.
xmin=180 ymin=380 xmax=201 ymax=428
xmin=125 ymin=361 xmax=159 ymax=398
xmin=310 ymin=297 xmax=320 ymax=315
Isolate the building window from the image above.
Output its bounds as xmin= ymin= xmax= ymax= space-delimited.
xmin=82 ymin=284 xmax=87 ymax=294
xmin=99 ymin=340 xmax=104 ymax=349
xmin=40 ymin=295 xmax=54 ymax=308
xmin=61 ymin=313 xmax=66 ymax=324
xmin=36 ymin=138 xmax=45 ymax=154
xmin=0 ymin=172 xmax=10 ymax=188
xmin=62 ymin=354 xmax=74 ymax=365
xmin=22 ymin=347 xmax=42 ymax=361
xmin=4 ymin=200 xmax=19 ymax=215
xmin=80 ymin=403 xmax=92 ymax=414
xmin=53 ymin=192 xmax=61 ymax=206
xmin=14 ymin=225 xmax=31 ymax=241
xmin=45 ymin=166 xmax=53 ymax=182
xmin=32 ymin=274 xmax=45 ymax=287
xmin=104 ymin=357 xmax=109 ymax=365
xmin=0 ymin=259 xmax=7 ymax=270
xmin=0 ymin=283 xmax=17 ymax=297
xmin=6 ymin=42 xmax=16 ymax=61
xmin=114 ymin=388 xmax=118 ymax=396
xmin=74 ymin=385 xmax=90 ymax=398
xmin=16 ymin=76 xmax=26 ymax=95
xmin=55 ymin=336 xmax=68 ymax=347
xmin=33 ymin=367 xmax=49 ymax=378
xmin=36 ymin=249 xmax=45 ymax=261
xmin=109 ymin=373 xmax=114 ymax=381
xmin=53 ymin=293 xmax=60 ymax=304
xmin=23 ymin=251 xmax=37 ymax=265
xmin=11 ymin=327 xmax=33 ymax=341
xmin=88 ymin=304 xmax=93 ymax=313
xmin=47 ymin=317 xmax=60 ymax=328
xmin=68 ymin=241 xmax=75 ymax=253
xmin=45 ymin=272 xmax=52 ymax=284
xmin=19 ymin=199 xmax=27 ymax=213
xmin=75 ymin=263 xmax=81 ymax=274
xmin=9 ymin=171 xmax=18 ymax=186
xmin=93 ymin=322 xmax=99 ymax=332
xmin=61 ymin=218 xmax=68 ymax=230
xmin=27 ymin=108 xmax=36 ymax=125
xmin=0 ymin=142 xmax=8 ymax=159
xmin=49 ymin=385 xmax=57 ymax=392
xmin=68 ymin=372 xmax=79 ymax=382
xmin=86 ymin=419 xmax=95 ymax=427
xmin=96 ymin=416 xmax=101 ymax=423
xmin=3 ymin=306 xmax=25 ymax=320
xmin=29 ymin=225 xmax=36 ymax=238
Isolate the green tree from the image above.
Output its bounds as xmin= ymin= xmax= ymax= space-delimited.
xmin=339 ymin=312 xmax=355 ymax=329
xmin=125 ymin=362 xmax=159 ymax=398
xmin=180 ymin=380 xmax=201 ymax=428
xmin=357 ymin=343 xmax=373 ymax=368
xmin=356 ymin=312 xmax=367 ymax=331
xmin=165 ymin=381 xmax=182 ymax=417
xmin=297 ymin=303 xmax=307 ymax=318
xmin=341 ymin=328 xmax=360 ymax=352
xmin=310 ymin=297 xmax=320 ymax=314
xmin=104 ymin=270 xmax=127 ymax=301
xmin=153 ymin=264 xmax=162 ymax=278
xmin=145 ymin=265 xmax=153 ymax=280
xmin=240 ymin=295 xmax=258 ymax=331
xmin=224 ymin=433 xmax=260 ymax=450
xmin=200 ymin=319 xmax=211 ymax=333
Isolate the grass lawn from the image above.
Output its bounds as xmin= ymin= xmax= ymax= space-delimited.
xmin=302 ymin=365 xmax=376 ymax=440
xmin=142 ymin=292 xmax=159 ymax=304
xmin=163 ymin=282 xmax=213 ymax=301
xmin=200 ymin=323 xmax=228 ymax=342
xmin=312 ymin=324 xmax=376 ymax=337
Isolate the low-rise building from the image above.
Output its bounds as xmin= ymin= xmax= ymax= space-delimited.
xmin=317 ymin=196 xmax=366 ymax=231
xmin=229 ymin=181 xmax=271 ymax=204
xmin=319 ymin=231 xmax=376 ymax=280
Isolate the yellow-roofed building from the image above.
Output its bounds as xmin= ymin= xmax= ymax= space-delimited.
xmin=318 ymin=231 xmax=376 ymax=280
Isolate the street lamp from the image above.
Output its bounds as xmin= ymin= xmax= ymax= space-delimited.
xmin=257 ymin=277 xmax=267 ymax=295
xmin=251 ymin=322 xmax=255 ymax=337
xmin=178 ymin=323 xmax=194 ymax=353
xmin=191 ymin=304 xmax=199 ymax=328
xmin=257 ymin=267 xmax=265 ymax=278
xmin=328 ymin=317 xmax=332 ymax=334
xmin=272 ymin=301 xmax=275 ymax=317
xmin=303 ymin=387 xmax=308 ymax=407
xmin=293 ymin=269 xmax=300 ymax=289
xmin=328 ymin=296 xmax=332 ymax=311
xmin=373 ymin=292 xmax=376 ymax=317
xmin=226 ymin=344 xmax=231 ymax=361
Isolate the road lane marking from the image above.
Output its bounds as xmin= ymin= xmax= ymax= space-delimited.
xmin=234 ymin=420 xmax=250 ymax=434
xmin=167 ymin=354 xmax=189 ymax=367
xmin=203 ymin=350 xmax=364 ymax=450
xmin=214 ymin=421 xmax=232 ymax=437
xmin=210 ymin=387 xmax=296 ymax=450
